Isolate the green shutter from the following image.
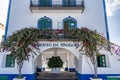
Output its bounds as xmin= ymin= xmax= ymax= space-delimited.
xmin=39 ymin=0 xmax=51 ymax=7
xmin=6 ymin=54 xmax=15 ymax=67
xmin=63 ymin=0 xmax=75 ymax=7
xmin=97 ymin=55 xmax=106 ymax=67
xmin=38 ymin=17 xmax=52 ymax=30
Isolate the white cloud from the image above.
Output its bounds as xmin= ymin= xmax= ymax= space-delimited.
xmin=0 ymin=0 xmax=9 ymax=25
xmin=106 ymin=0 xmax=120 ymax=16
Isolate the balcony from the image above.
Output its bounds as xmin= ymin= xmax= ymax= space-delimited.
xmin=30 ymin=0 xmax=85 ymax=13
xmin=37 ymin=29 xmax=77 ymax=41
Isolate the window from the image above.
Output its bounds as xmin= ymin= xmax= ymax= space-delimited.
xmin=63 ymin=16 xmax=77 ymax=30
xmin=37 ymin=16 xmax=52 ymax=29
xmin=38 ymin=0 xmax=51 ymax=7
xmin=97 ymin=55 xmax=106 ymax=67
xmin=63 ymin=0 xmax=76 ymax=7
xmin=6 ymin=54 xmax=15 ymax=67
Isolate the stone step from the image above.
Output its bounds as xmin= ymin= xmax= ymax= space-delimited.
xmin=37 ymin=79 xmax=77 ymax=80
xmin=37 ymin=76 xmax=78 ymax=80
xmin=36 ymin=71 xmax=78 ymax=80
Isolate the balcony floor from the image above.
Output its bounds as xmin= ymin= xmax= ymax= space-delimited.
xmin=30 ymin=6 xmax=85 ymax=13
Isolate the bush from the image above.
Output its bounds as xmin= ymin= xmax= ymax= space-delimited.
xmin=48 ymin=56 xmax=63 ymax=68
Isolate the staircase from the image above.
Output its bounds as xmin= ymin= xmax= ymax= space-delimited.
xmin=36 ymin=71 xmax=78 ymax=80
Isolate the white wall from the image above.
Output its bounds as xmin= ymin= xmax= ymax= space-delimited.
xmin=1 ymin=41 xmax=120 ymax=74
xmin=98 ymin=50 xmax=120 ymax=74
xmin=81 ymin=50 xmax=120 ymax=74
xmin=7 ymin=0 xmax=107 ymax=38
xmin=1 ymin=0 xmax=116 ymax=75
xmin=0 ymin=41 xmax=81 ymax=74
xmin=0 ymin=52 xmax=34 ymax=74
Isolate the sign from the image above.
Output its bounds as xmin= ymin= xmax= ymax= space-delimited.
xmin=37 ymin=43 xmax=79 ymax=47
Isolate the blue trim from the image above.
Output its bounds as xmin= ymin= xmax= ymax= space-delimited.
xmin=102 ymin=0 xmax=110 ymax=40
xmin=1 ymin=73 xmax=120 ymax=80
xmin=37 ymin=16 xmax=52 ymax=29
xmin=37 ymin=68 xmax=45 ymax=72
xmin=77 ymin=73 xmax=120 ymax=80
xmin=69 ymin=68 xmax=76 ymax=72
xmin=42 ymin=67 xmax=45 ymax=70
xmin=76 ymin=72 xmax=81 ymax=80
xmin=64 ymin=67 xmax=68 ymax=71
xmin=4 ymin=0 xmax=12 ymax=41
xmin=0 ymin=74 xmax=35 ymax=80
xmin=37 ymin=68 xmax=42 ymax=72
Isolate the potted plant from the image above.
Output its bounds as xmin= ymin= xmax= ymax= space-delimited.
xmin=48 ymin=56 xmax=63 ymax=73
xmin=69 ymin=27 xmax=112 ymax=80
xmin=2 ymin=28 xmax=41 ymax=80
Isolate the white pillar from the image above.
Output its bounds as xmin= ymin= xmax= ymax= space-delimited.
xmin=77 ymin=52 xmax=83 ymax=73
xmin=67 ymin=52 xmax=70 ymax=69
xmin=54 ymin=48 xmax=57 ymax=56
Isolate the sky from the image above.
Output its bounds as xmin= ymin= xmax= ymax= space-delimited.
xmin=106 ymin=0 xmax=120 ymax=45
xmin=0 ymin=0 xmax=120 ymax=45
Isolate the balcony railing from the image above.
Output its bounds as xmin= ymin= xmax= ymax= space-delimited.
xmin=30 ymin=0 xmax=85 ymax=13
xmin=37 ymin=29 xmax=77 ymax=41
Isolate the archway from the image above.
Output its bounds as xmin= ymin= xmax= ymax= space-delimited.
xmin=36 ymin=48 xmax=78 ymax=72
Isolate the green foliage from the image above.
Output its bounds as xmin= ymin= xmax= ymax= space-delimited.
xmin=48 ymin=56 xmax=63 ymax=68
xmin=3 ymin=28 xmax=41 ymax=61
xmin=69 ymin=27 xmax=110 ymax=59
xmin=1 ymin=27 xmax=112 ymax=78
xmin=69 ymin=27 xmax=111 ymax=78
xmin=2 ymin=28 xmax=42 ymax=77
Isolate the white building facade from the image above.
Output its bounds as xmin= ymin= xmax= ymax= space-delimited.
xmin=0 ymin=0 xmax=120 ymax=80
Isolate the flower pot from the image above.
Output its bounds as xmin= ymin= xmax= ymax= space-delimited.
xmin=51 ymin=68 xmax=60 ymax=73
xmin=13 ymin=77 xmax=26 ymax=80
xmin=89 ymin=78 xmax=102 ymax=80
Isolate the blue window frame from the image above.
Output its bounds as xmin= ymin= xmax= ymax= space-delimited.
xmin=63 ymin=16 xmax=77 ymax=30
xmin=37 ymin=16 xmax=52 ymax=29
xmin=38 ymin=0 xmax=52 ymax=7
xmin=63 ymin=0 xmax=76 ymax=7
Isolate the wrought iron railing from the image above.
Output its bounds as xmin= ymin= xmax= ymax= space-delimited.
xmin=30 ymin=0 xmax=84 ymax=7
xmin=37 ymin=29 xmax=77 ymax=41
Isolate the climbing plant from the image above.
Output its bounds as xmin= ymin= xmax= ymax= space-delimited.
xmin=2 ymin=28 xmax=42 ymax=78
xmin=1 ymin=27 xmax=113 ymax=78
xmin=69 ymin=27 xmax=111 ymax=78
